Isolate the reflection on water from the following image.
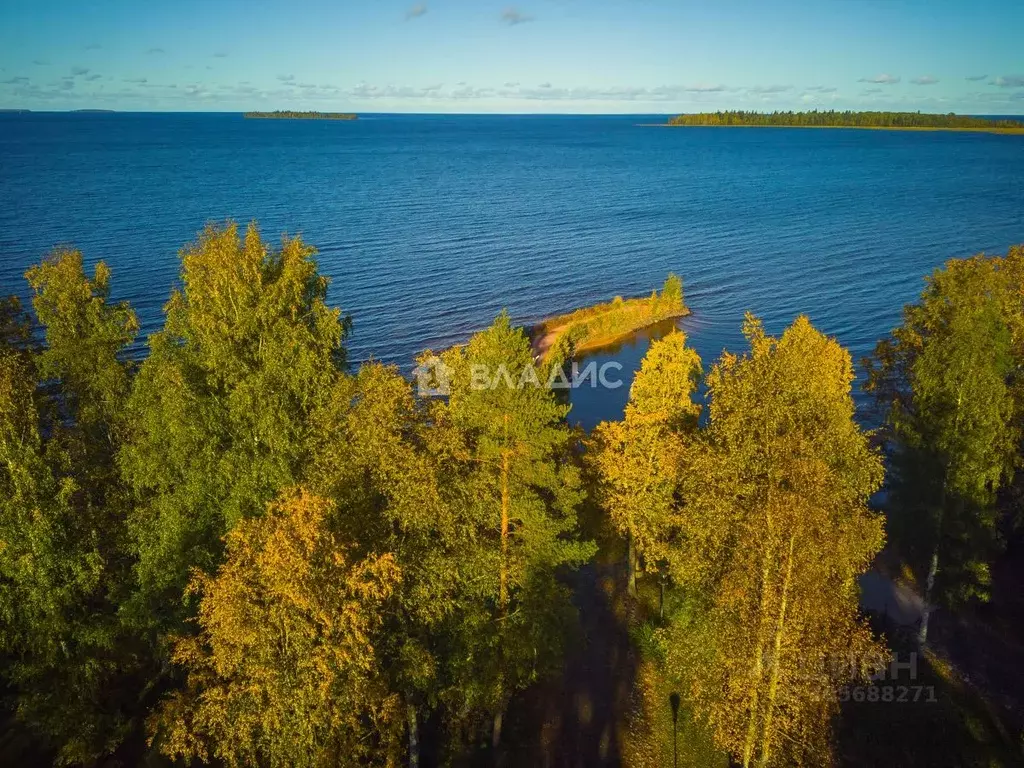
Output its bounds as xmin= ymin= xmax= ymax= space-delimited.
xmin=566 ymin=317 xmax=695 ymax=432
xmin=565 ymin=307 xmax=882 ymax=432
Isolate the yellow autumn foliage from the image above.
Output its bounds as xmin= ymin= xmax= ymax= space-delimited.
xmin=154 ymin=489 xmax=402 ymax=767
xmin=667 ymin=315 xmax=888 ymax=768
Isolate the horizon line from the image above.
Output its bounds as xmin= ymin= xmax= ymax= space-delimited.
xmin=2 ymin=108 xmax=1023 ymax=117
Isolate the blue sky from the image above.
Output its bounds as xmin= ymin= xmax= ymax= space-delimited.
xmin=1 ymin=0 xmax=1022 ymax=113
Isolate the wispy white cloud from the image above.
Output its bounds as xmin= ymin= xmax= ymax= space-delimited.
xmin=146 ymin=47 xmax=165 ymax=55
xmin=341 ymin=81 xmax=741 ymax=102
xmin=992 ymin=75 xmax=1024 ymax=88
xmin=748 ymin=84 xmax=792 ymax=94
xmin=800 ymin=89 xmax=839 ymax=103
xmin=71 ymin=66 xmax=90 ymax=76
xmin=965 ymin=74 xmax=988 ymax=82
xmin=972 ymin=89 xmax=1024 ymax=104
xmin=683 ymin=84 xmax=731 ymax=93
xmin=858 ymin=74 xmax=900 ymax=85
xmin=910 ymin=75 xmax=938 ymax=86
xmin=501 ymin=8 xmax=534 ymax=25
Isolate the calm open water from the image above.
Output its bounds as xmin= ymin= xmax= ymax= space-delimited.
xmin=1 ymin=113 xmax=1022 ymax=427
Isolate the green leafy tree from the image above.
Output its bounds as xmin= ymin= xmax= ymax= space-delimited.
xmin=0 ymin=295 xmax=32 ymax=350
xmin=865 ymin=254 xmax=1018 ymax=643
xmin=26 ymin=250 xmax=138 ymax=436
xmin=306 ymin=362 xmax=472 ymax=767
xmin=658 ymin=273 xmax=684 ymax=310
xmin=668 ymin=315 xmax=886 ymax=768
xmin=589 ymin=330 xmax=702 ymax=596
xmin=433 ymin=312 xmax=594 ymax=750
xmin=0 ymin=251 xmax=144 ymax=764
xmin=120 ymin=222 xmax=348 ymax=630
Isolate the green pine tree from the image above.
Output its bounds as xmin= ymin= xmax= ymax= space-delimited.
xmin=433 ymin=312 xmax=594 ymax=751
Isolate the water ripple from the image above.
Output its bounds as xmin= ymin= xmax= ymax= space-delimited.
xmin=1 ymin=113 xmax=1022 ymax=425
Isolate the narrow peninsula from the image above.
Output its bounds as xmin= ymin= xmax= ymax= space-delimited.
xmin=666 ymin=110 xmax=1024 ymax=134
xmin=244 ymin=110 xmax=358 ymax=120
xmin=531 ymin=274 xmax=689 ymax=362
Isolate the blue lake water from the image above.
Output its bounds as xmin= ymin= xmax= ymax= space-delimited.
xmin=1 ymin=112 xmax=1022 ymax=428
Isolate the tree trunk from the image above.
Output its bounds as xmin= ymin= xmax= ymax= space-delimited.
xmin=627 ymin=530 xmax=637 ymax=597
xmin=659 ymin=576 xmax=665 ymax=620
xmin=500 ymin=448 xmax=510 ymax=610
xmin=407 ymin=701 xmax=419 ymax=768
xmin=742 ymin=647 xmax=763 ymax=768
xmin=919 ymin=482 xmax=951 ymax=647
xmin=744 ymin=453 xmax=777 ymax=768
xmin=742 ymin=551 xmax=775 ymax=768
xmin=756 ymin=535 xmax=795 ymax=768
xmin=918 ymin=549 xmax=939 ymax=645
xmin=492 ymin=708 xmax=504 ymax=751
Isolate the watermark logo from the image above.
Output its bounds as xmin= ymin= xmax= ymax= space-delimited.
xmin=412 ymin=359 xmax=625 ymax=397
xmin=413 ymin=355 xmax=452 ymax=397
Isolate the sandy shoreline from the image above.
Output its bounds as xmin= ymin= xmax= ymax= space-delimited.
xmin=529 ymin=307 xmax=691 ymax=362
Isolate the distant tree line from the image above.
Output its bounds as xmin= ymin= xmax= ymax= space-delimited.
xmin=244 ymin=110 xmax=358 ymax=120
xmin=667 ymin=110 xmax=1024 ymax=131
xmin=1 ymin=223 xmax=1023 ymax=766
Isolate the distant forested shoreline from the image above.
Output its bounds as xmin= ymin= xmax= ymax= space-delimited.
xmin=244 ymin=110 xmax=358 ymax=120
xmin=667 ymin=110 xmax=1024 ymax=133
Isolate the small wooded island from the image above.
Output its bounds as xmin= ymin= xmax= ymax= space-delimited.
xmin=667 ymin=110 xmax=1024 ymax=133
xmin=243 ymin=110 xmax=358 ymax=120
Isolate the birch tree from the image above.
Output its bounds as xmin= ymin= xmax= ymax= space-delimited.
xmin=669 ymin=315 xmax=886 ymax=767
xmin=1 ymin=252 xmax=144 ymax=764
xmin=307 ymin=362 xmax=471 ymax=767
xmin=865 ymin=255 xmax=1017 ymax=643
xmin=120 ymin=222 xmax=348 ymax=630
xmin=155 ymin=490 xmax=401 ymax=767
xmin=589 ymin=330 xmax=702 ymax=596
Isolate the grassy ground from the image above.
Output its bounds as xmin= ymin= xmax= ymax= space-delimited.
xmin=836 ymin=617 xmax=1023 ymax=766
xmin=836 ymin=532 xmax=1024 ymax=768
xmin=619 ymin=580 xmax=728 ymax=768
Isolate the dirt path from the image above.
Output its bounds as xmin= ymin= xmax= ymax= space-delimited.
xmin=507 ymin=559 xmax=637 ymax=767
xmin=531 ymin=326 xmax=564 ymax=361
xmin=859 ymin=570 xmax=925 ymax=627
